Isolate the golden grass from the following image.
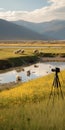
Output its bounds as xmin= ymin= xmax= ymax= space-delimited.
xmin=0 ymin=70 xmax=65 ymax=106
xmin=0 ymin=46 xmax=65 ymax=60
xmin=0 ymin=41 xmax=65 ymax=130
xmin=0 ymin=40 xmax=65 ymax=47
xmin=0 ymin=70 xmax=65 ymax=130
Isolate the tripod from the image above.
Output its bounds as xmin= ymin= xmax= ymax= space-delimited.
xmin=47 ymin=71 xmax=64 ymax=106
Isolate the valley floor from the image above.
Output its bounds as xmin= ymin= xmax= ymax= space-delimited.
xmin=0 ymin=41 xmax=65 ymax=130
xmin=0 ymin=41 xmax=65 ymax=70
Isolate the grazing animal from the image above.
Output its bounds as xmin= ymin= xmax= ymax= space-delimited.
xmin=34 ymin=64 xmax=39 ymax=68
xmin=33 ymin=49 xmax=39 ymax=54
xmin=14 ymin=49 xmax=21 ymax=54
xmin=21 ymin=68 xmax=25 ymax=71
xmin=20 ymin=49 xmax=25 ymax=54
xmin=16 ymin=75 xmax=22 ymax=82
xmin=27 ymin=70 xmax=31 ymax=76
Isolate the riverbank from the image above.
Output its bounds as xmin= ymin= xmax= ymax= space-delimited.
xmin=0 ymin=82 xmax=18 ymax=91
xmin=0 ymin=55 xmax=39 ymax=70
xmin=0 ymin=42 xmax=65 ymax=89
xmin=0 ymin=54 xmax=65 ymax=70
xmin=40 ymin=57 xmax=65 ymax=62
xmin=0 ymin=41 xmax=65 ymax=70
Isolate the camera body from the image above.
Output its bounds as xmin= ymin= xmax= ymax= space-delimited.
xmin=51 ymin=67 xmax=60 ymax=73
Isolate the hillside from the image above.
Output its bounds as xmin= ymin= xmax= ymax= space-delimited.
xmin=0 ymin=19 xmax=47 ymax=40
xmin=13 ymin=20 xmax=65 ymax=40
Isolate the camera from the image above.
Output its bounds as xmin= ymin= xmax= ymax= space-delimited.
xmin=51 ymin=67 xmax=60 ymax=73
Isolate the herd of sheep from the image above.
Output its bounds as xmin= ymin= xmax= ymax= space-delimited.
xmin=14 ymin=49 xmax=25 ymax=54
xmin=14 ymin=49 xmax=40 ymax=55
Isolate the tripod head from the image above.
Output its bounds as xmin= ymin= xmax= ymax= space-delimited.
xmin=51 ymin=67 xmax=60 ymax=74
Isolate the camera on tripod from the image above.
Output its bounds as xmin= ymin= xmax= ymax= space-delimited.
xmin=47 ymin=66 xmax=64 ymax=106
xmin=51 ymin=67 xmax=60 ymax=73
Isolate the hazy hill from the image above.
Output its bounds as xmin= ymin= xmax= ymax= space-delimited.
xmin=13 ymin=20 xmax=65 ymax=40
xmin=0 ymin=19 xmax=47 ymax=40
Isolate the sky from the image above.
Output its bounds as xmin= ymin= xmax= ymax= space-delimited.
xmin=0 ymin=0 xmax=65 ymax=23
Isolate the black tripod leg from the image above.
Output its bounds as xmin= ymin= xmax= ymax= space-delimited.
xmin=56 ymin=77 xmax=59 ymax=99
xmin=57 ymin=77 xmax=64 ymax=100
xmin=49 ymin=85 xmax=53 ymax=99
xmin=47 ymin=85 xmax=53 ymax=106
xmin=47 ymin=77 xmax=56 ymax=106
xmin=53 ymin=76 xmax=56 ymax=87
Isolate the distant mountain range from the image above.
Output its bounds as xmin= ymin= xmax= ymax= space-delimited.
xmin=0 ymin=19 xmax=47 ymax=40
xmin=0 ymin=19 xmax=65 ymax=40
xmin=13 ymin=20 xmax=65 ymax=40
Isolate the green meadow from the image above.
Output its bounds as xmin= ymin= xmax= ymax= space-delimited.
xmin=0 ymin=41 xmax=65 ymax=60
xmin=0 ymin=45 xmax=65 ymax=60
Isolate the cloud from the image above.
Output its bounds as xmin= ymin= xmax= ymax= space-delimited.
xmin=0 ymin=0 xmax=65 ymax=22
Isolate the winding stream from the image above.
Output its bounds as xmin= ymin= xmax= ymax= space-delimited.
xmin=0 ymin=62 xmax=65 ymax=84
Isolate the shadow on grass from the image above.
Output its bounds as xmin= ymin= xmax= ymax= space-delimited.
xmin=39 ymin=52 xmax=65 ymax=57
xmin=0 ymin=55 xmax=38 ymax=70
xmin=39 ymin=52 xmax=58 ymax=57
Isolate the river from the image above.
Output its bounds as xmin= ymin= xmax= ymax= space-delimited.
xmin=0 ymin=62 xmax=65 ymax=84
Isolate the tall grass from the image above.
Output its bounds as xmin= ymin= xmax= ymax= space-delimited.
xmin=0 ymin=70 xmax=65 ymax=130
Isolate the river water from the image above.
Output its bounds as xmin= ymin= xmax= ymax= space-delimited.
xmin=0 ymin=62 xmax=65 ymax=84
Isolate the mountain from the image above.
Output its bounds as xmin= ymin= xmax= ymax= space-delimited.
xmin=42 ymin=20 xmax=65 ymax=40
xmin=12 ymin=20 xmax=65 ymax=40
xmin=0 ymin=19 xmax=48 ymax=40
xmin=0 ymin=19 xmax=65 ymax=40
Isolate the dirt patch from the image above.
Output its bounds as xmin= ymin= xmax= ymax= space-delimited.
xmin=0 ymin=82 xmax=21 ymax=91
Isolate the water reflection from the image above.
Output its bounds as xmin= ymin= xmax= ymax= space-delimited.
xmin=0 ymin=62 xmax=65 ymax=84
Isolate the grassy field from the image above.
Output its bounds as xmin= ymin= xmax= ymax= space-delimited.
xmin=0 ymin=70 xmax=65 ymax=130
xmin=0 ymin=41 xmax=65 ymax=130
xmin=0 ymin=44 xmax=65 ymax=61
xmin=0 ymin=40 xmax=65 ymax=47
xmin=0 ymin=41 xmax=65 ymax=70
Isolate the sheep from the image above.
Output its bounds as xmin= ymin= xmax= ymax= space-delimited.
xmin=20 ymin=49 xmax=25 ymax=54
xmin=14 ymin=49 xmax=25 ymax=55
xmin=14 ymin=49 xmax=21 ymax=54
xmin=16 ymin=75 xmax=22 ymax=82
xmin=27 ymin=70 xmax=31 ymax=76
xmin=33 ymin=49 xmax=39 ymax=55
xmin=21 ymin=68 xmax=25 ymax=71
xmin=34 ymin=64 xmax=39 ymax=68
